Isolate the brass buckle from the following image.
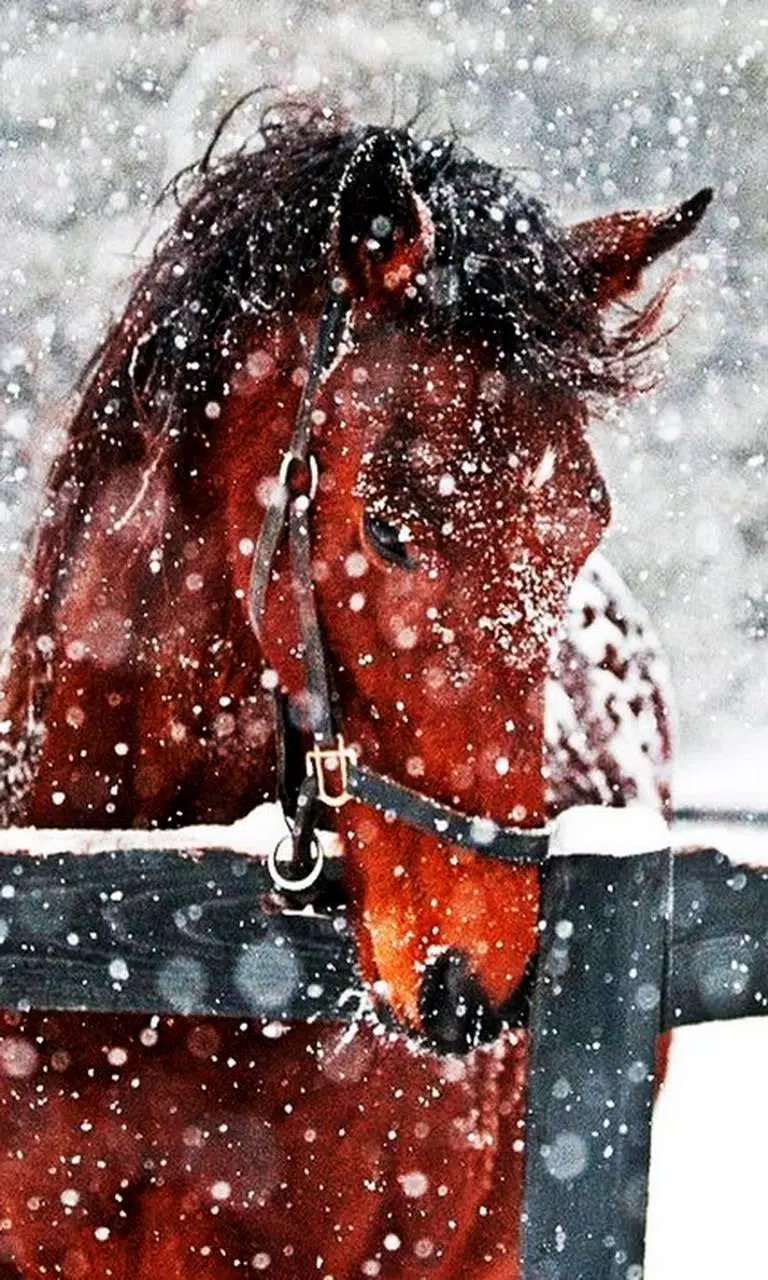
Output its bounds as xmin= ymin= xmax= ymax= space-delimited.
xmin=306 ymin=735 xmax=358 ymax=808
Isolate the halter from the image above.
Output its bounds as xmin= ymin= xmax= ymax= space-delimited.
xmin=249 ymin=289 xmax=551 ymax=891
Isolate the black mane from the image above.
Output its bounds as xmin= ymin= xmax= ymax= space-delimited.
xmin=75 ymin=105 xmax=656 ymax=467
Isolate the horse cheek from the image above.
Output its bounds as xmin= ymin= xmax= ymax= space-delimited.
xmin=346 ymin=812 xmax=429 ymax=1027
xmin=256 ymin=546 xmax=308 ymax=696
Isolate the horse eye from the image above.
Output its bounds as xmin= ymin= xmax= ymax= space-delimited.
xmin=363 ymin=511 xmax=416 ymax=570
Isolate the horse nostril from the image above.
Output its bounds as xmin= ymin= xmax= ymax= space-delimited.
xmin=418 ymin=948 xmax=503 ymax=1056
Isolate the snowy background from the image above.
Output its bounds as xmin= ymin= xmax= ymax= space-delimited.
xmin=1 ymin=1 xmax=767 ymax=1276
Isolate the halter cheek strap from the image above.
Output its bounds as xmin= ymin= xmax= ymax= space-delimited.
xmin=248 ymin=286 xmax=349 ymax=656
xmin=248 ymin=291 xmax=550 ymax=890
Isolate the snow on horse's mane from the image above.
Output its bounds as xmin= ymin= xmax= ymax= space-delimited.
xmin=546 ymin=549 xmax=673 ymax=817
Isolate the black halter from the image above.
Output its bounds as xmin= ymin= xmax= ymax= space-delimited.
xmin=248 ymin=289 xmax=550 ymax=891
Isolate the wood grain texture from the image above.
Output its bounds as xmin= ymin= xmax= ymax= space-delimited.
xmin=0 ymin=846 xmax=765 ymax=1029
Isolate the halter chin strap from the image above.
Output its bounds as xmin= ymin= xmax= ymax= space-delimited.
xmin=249 ymin=292 xmax=550 ymax=890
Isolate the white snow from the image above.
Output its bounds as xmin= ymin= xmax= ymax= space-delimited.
xmin=550 ymin=803 xmax=669 ymax=856
xmin=649 ymin=1018 xmax=768 ymax=1280
xmin=0 ymin=803 xmax=342 ymax=860
xmin=0 ymin=1 xmax=765 ymax=1273
xmin=677 ymin=726 xmax=768 ymax=817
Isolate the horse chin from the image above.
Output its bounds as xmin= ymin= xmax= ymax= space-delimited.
xmin=417 ymin=946 xmax=525 ymax=1056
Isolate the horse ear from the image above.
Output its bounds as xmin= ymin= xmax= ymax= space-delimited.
xmin=335 ymin=132 xmax=434 ymax=300
xmin=568 ymin=187 xmax=712 ymax=308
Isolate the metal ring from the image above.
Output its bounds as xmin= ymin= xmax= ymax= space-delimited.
xmin=278 ymin=451 xmax=319 ymax=502
xmin=267 ymin=834 xmax=325 ymax=893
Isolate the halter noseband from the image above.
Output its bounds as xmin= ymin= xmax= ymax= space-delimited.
xmin=249 ymin=290 xmax=550 ymax=891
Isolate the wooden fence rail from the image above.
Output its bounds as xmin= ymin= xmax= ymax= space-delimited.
xmin=0 ymin=823 xmax=766 ymax=1278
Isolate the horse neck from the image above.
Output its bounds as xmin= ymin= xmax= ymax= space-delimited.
xmin=1 ymin=449 xmax=276 ymax=829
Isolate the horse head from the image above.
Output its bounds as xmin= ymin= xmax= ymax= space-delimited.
xmin=2 ymin=110 xmax=710 ymax=1052
xmin=210 ymin=119 xmax=709 ymax=1047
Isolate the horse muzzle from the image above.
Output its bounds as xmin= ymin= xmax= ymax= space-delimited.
xmin=417 ymin=947 xmax=507 ymax=1055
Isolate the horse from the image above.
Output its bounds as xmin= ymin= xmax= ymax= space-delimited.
xmin=0 ymin=105 xmax=709 ymax=1279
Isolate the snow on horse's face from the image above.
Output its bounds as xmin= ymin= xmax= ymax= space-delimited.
xmin=222 ymin=320 xmax=609 ymax=814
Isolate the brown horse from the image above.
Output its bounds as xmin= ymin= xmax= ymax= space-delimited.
xmin=0 ymin=107 xmax=708 ymax=1278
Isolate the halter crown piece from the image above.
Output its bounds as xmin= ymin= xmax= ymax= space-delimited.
xmin=248 ymin=144 xmax=550 ymax=891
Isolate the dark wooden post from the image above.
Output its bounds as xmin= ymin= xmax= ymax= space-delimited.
xmin=520 ymin=807 xmax=672 ymax=1280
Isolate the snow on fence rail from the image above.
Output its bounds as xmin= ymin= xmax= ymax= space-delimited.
xmin=0 ymin=805 xmax=766 ymax=1278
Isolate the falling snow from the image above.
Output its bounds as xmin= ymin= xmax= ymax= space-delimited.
xmin=0 ymin=4 xmax=766 ymax=1280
